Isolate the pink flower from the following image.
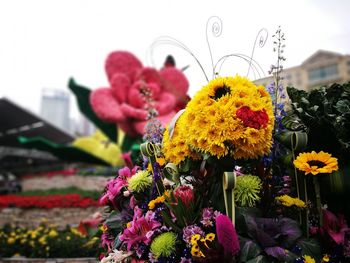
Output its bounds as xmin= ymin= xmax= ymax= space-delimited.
xmin=100 ymin=166 xmax=138 ymax=205
xmin=216 ymin=214 xmax=240 ymax=256
xmin=321 ymin=209 xmax=349 ymax=244
xmin=173 ymin=185 xmax=194 ymax=207
xmin=90 ymin=51 xmax=189 ymax=137
xmin=119 ymin=207 xmax=161 ymax=250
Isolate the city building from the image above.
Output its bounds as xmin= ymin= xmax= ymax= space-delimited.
xmin=40 ymin=89 xmax=71 ymax=133
xmin=255 ymin=50 xmax=350 ymax=91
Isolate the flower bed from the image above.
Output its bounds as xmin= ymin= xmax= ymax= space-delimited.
xmin=0 ymin=223 xmax=100 ymax=258
xmin=0 ymin=194 xmax=98 ymax=209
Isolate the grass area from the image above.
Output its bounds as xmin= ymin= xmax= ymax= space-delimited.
xmin=16 ymin=187 xmax=102 ymax=201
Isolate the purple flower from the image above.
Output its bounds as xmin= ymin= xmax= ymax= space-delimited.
xmin=101 ymin=232 xmax=114 ymax=251
xmin=180 ymin=257 xmax=192 ymax=263
xmin=182 ymin=224 xmax=204 ymax=244
xmin=119 ymin=206 xmax=161 ymax=251
xmin=200 ymin=208 xmax=214 ymax=227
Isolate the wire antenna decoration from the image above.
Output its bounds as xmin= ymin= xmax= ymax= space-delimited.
xmin=146 ymin=16 xmax=268 ymax=82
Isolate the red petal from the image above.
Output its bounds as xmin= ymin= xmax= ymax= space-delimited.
xmin=90 ymin=88 xmax=126 ymax=122
xmin=155 ymin=92 xmax=177 ymax=115
xmin=160 ymin=67 xmax=189 ymax=97
xmin=105 ymin=51 xmax=142 ymax=82
xmin=110 ymin=73 xmax=131 ymax=103
xmin=120 ymin=103 xmax=148 ymax=120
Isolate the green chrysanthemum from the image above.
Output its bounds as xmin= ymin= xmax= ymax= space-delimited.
xmin=150 ymin=232 xmax=177 ymax=259
xmin=127 ymin=170 xmax=152 ymax=192
xmin=234 ymin=175 xmax=262 ymax=207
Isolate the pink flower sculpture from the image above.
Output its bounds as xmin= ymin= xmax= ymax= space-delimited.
xmin=90 ymin=51 xmax=189 ymax=137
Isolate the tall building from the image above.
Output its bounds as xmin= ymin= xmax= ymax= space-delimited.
xmin=255 ymin=50 xmax=350 ymax=91
xmin=40 ymin=89 xmax=71 ymax=133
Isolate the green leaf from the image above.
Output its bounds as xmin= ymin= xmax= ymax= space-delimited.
xmin=121 ymin=134 xmax=142 ymax=153
xmin=245 ymin=255 xmax=269 ymax=263
xmin=296 ymin=238 xmax=321 ymax=262
xmin=239 ymin=237 xmax=262 ymax=262
xmin=68 ymin=78 xmax=118 ymax=142
xmin=335 ymin=99 xmax=350 ymax=113
xmin=105 ymin=211 xmax=123 ymax=231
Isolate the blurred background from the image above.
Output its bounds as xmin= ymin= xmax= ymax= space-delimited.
xmin=0 ymin=0 xmax=350 ymax=261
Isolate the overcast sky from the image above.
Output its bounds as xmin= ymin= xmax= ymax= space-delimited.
xmin=1 ymin=0 xmax=350 ymax=119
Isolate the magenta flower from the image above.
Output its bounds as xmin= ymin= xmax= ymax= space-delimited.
xmin=321 ymin=209 xmax=349 ymax=244
xmin=173 ymin=185 xmax=194 ymax=207
xmin=216 ymin=214 xmax=240 ymax=256
xmin=101 ymin=232 xmax=114 ymax=251
xmin=119 ymin=207 xmax=161 ymax=250
xmin=100 ymin=166 xmax=139 ymax=205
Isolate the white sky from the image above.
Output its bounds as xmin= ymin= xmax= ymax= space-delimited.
xmin=1 ymin=0 xmax=350 ymax=119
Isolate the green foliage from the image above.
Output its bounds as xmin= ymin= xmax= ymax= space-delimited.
xmin=17 ymin=187 xmax=101 ymax=200
xmin=287 ymin=82 xmax=350 ymax=161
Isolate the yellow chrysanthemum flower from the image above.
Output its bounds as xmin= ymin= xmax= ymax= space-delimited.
xmin=275 ymin=195 xmax=306 ymax=208
xmin=163 ymin=76 xmax=274 ymax=164
xmin=293 ymin=151 xmax=338 ymax=175
xmin=303 ymin=255 xmax=315 ymax=263
xmin=148 ymin=195 xmax=166 ymax=210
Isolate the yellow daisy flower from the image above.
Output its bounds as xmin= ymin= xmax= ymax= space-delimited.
xmin=294 ymin=151 xmax=338 ymax=175
xmin=303 ymin=255 xmax=315 ymax=263
xmin=275 ymin=195 xmax=306 ymax=208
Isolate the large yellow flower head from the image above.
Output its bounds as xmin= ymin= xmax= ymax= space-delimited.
xmin=293 ymin=151 xmax=338 ymax=176
xmin=163 ymin=76 xmax=274 ymax=164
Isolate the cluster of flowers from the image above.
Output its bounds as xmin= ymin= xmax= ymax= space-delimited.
xmin=98 ymin=73 xmax=348 ymax=263
xmin=0 ymin=221 xmax=100 ymax=258
xmin=99 ymin=164 xmax=240 ymax=263
xmin=0 ymin=194 xmax=98 ymax=209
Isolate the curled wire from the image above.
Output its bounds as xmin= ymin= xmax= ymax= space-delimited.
xmin=206 ymin=16 xmax=223 ymax=79
xmin=146 ymin=36 xmax=209 ymax=82
xmin=146 ymin=16 xmax=268 ymax=85
xmin=247 ymin=28 xmax=268 ymax=77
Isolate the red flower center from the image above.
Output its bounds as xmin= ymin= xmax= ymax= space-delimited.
xmin=236 ymin=106 xmax=269 ymax=129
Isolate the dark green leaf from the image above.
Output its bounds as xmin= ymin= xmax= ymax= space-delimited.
xmin=68 ymin=78 xmax=118 ymax=142
xmin=296 ymin=238 xmax=321 ymax=262
xmin=239 ymin=237 xmax=262 ymax=262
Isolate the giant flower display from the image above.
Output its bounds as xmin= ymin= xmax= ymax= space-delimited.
xmin=90 ymin=51 xmax=189 ymax=137
xmin=163 ymin=76 xmax=274 ymax=164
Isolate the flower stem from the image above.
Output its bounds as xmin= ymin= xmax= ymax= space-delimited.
xmin=313 ymin=176 xmax=323 ymax=227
